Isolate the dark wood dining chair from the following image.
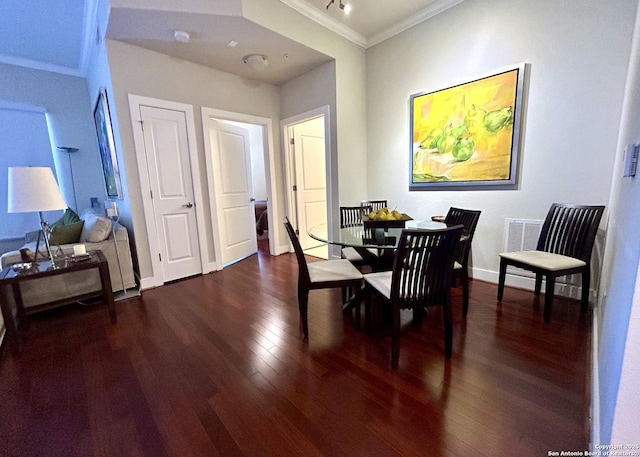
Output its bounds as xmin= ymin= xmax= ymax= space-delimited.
xmin=339 ymin=205 xmax=378 ymax=268
xmin=497 ymin=203 xmax=605 ymax=322
xmin=363 ymin=225 xmax=463 ymax=368
xmin=361 ymin=200 xmax=388 ymax=214
xmin=283 ymin=217 xmax=364 ymax=338
xmin=444 ymin=207 xmax=481 ymax=316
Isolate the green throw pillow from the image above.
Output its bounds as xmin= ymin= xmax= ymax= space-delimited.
xmin=49 ymin=220 xmax=84 ymax=245
xmin=53 ymin=208 xmax=81 ymax=227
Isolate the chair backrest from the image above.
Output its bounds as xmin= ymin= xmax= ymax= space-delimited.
xmin=340 ymin=206 xmax=365 ymax=228
xmin=361 ymin=200 xmax=387 ymax=212
xmin=390 ymin=225 xmax=463 ymax=309
xmin=537 ymin=203 xmax=605 ymax=262
xmin=283 ymin=217 xmax=310 ymax=283
xmin=444 ymin=207 xmax=482 ymax=266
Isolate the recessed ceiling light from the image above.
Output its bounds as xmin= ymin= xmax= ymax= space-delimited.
xmin=174 ymin=30 xmax=190 ymax=43
xmin=227 ymin=40 xmax=239 ymax=48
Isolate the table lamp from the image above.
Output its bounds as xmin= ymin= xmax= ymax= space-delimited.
xmin=7 ymin=167 xmax=67 ymax=267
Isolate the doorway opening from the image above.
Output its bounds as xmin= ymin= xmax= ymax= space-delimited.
xmin=282 ymin=107 xmax=331 ymax=260
xmin=202 ymin=108 xmax=278 ymax=270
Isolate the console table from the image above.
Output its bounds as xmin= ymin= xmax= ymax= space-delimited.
xmin=0 ymin=250 xmax=115 ymax=353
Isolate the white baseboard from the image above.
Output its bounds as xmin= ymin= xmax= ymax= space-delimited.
xmin=471 ymin=267 xmax=597 ymax=302
xmin=275 ymin=243 xmax=291 ymax=255
xmin=591 ymin=308 xmax=600 ymax=449
xmin=139 ymin=276 xmax=161 ymax=291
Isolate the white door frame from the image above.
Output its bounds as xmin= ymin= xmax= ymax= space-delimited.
xmin=129 ymin=95 xmax=212 ymax=287
xmin=281 ymin=106 xmax=333 ymax=252
xmin=201 ymin=108 xmax=279 ymax=264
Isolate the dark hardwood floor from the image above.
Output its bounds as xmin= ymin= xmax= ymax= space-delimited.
xmin=0 ymin=249 xmax=590 ymax=457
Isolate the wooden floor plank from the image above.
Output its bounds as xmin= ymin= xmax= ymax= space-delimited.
xmin=0 ymin=248 xmax=590 ymax=456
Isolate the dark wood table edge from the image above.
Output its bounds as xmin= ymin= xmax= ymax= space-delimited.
xmin=0 ymin=250 xmax=116 ymax=355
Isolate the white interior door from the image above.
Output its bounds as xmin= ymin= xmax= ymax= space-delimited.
xmin=140 ymin=105 xmax=202 ymax=282
xmin=292 ymin=121 xmax=326 ymax=251
xmin=208 ymin=120 xmax=257 ymax=266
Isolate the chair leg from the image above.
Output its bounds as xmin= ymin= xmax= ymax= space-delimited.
xmin=298 ymin=285 xmax=310 ymax=338
xmin=534 ymin=273 xmax=543 ymax=296
xmin=353 ymin=283 xmax=362 ymax=331
xmin=443 ymin=296 xmax=453 ymax=359
xmin=412 ymin=305 xmax=424 ymax=326
xmin=581 ymin=268 xmax=591 ymax=314
xmin=391 ymin=302 xmax=401 ymax=369
xmin=497 ymin=259 xmax=507 ymax=301
xmin=543 ymin=276 xmax=555 ymax=323
xmin=461 ymin=269 xmax=470 ymax=316
xmin=364 ymin=286 xmax=372 ymax=333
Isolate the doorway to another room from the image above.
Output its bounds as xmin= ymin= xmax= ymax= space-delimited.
xmin=283 ymin=113 xmax=329 ymax=260
xmin=202 ymin=108 xmax=278 ymax=270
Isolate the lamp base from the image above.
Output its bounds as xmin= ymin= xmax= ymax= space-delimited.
xmin=38 ymin=212 xmax=59 ymax=269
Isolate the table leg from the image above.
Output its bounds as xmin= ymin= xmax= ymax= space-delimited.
xmin=0 ymin=283 xmax=24 ymax=353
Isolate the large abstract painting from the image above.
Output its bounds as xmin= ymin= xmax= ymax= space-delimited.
xmin=410 ymin=63 xmax=526 ymax=189
xmin=93 ymin=87 xmax=123 ymax=199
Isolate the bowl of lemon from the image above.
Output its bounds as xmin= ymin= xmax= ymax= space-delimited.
xmin=362 ymin=207 xmax=412 ymax=228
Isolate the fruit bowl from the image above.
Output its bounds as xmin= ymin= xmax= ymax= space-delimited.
xmin=362 ymin=213 xmax=413 ymax=229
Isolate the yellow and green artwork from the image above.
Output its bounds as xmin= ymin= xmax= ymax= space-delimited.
xmin=410 ymin=64 xmax=525 ymax=189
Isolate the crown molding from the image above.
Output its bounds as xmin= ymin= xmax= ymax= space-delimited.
xmin=78 ymin=0 xmax=100 ymax=77
xmin=0 ymin=54 xmax=81 ymax=77
xmin=279 ymin=0 xmax=367 ymax=48
xmin=367 ymin=0 xmax=465 ymax=47
xmin=280 ymin=0 xmax=465 ymax=49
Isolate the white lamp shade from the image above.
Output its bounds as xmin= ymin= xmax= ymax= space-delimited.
xmin=7 ymin=167 xmax=67 ymax=213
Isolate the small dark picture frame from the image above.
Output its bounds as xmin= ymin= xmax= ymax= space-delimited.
xmin=93 ymin=87 xmax=123 ymax=199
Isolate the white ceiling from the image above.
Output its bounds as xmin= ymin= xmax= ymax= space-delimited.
xmin=308 ymin=0 xmax=445 ymax=38
xmin=0 ymin=0 xmax=91 ymax=76
xmin=0 ymin=0 xmax=462 ymax=85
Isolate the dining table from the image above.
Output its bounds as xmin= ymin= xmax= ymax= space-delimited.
xmin=308 ymin=219 xmax=465 ymax=318
xmin=308 ymin=219 xmax=452 ymax=272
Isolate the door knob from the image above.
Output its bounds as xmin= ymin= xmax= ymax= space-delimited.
xmin=250 ymin=197 xmax=256 ymax=202
xmin=182 ymin=202 xmax=194 ymax=208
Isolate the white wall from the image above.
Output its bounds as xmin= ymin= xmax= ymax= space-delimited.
xmin=105 ymin=39 xmax=281 ymax=284
xmin=226 ymin=121 xmax=268 ymax=201
xmin=243 ymin=0 xmax=368 ymax=220
xmin=0 ymin=63 xmax=105 ymax=219
xmin=598 ymin=0 xmax=640 ymax=443
xmin=247 ymin=124 xmax=268 ymax=201
xmin=85 ymin=0 xmax=133 ymax=224
xmin=365 ymin=0 xmax=636 ymax=286
xmin=0 ymin=105 xmax=57 ymax=237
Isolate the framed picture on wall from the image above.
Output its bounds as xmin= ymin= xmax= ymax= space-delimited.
xmin=409 ymin=63 xmax=526 ymax=189
xmin=93 ymin=87 xmax=123 ymax=199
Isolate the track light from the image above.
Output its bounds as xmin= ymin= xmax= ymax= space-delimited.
xmin=326 ymin=0 xmax=351 ymax=14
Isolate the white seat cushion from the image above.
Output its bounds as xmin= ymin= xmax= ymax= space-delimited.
xmin=499 ymin=250 xmax=586 ymax=271
xmin=363 ymin=271 xmax=393 ymax=299
xmin=341 ymin=246 xmax=363 ymax=262
xmin=308 ymin=259 xmax=363 ymax=283
xmin=341 ymin=246 xmax=379 ymax=263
